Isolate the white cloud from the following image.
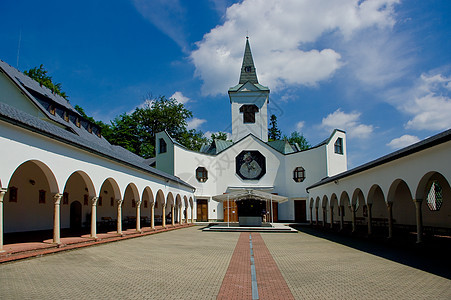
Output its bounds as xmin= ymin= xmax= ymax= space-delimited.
xmin=321 ymin=109 xmax=373 ymax=139
xmin=402 ymin=73 xmax=451 ymax=131
xmin=387 ymin=134 xmax=420 ymax=149
xmin=296 ymin=121 xmax=305 ymax=132
xmin=171 ymin=91 xmax=190 ymax=104
xmin=191 ymin=0 xmax=399 ymax=96
xmin=187 ymin=118 xmax=207 ymax=130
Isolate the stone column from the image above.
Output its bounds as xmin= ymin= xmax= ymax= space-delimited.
xmin=117 ymin=199 xmax=123 ymax=234
xmin=315 ymin=207 xmax=319 ymax=225
xmin=387 ymin=202 xmax=393 ymax=239
xmin=162 ymin=204 xmax=166 ymax=228
xmin=53 ymin=193 xmax=63 ymax=244
xmin=339 ymin=206 xmax=344 ymax=231
xmin=367 ymin=204 xmax=373 ymax=236
xmin=330 ymin=206 xmax=334 ymax=229
xmin=150 ymin=202 xmax=155 ymax=229
xmin=191 ymin=206 xmax=194 ymax=223
xmin=171 ymin=205 xmax=175 ymax=226
xmin=322 ymin=207 xmax=327 ymax=227
xmin=0 ymin=188 xmax=8 ymax=252
xmin=136 ymin=200 xmax=142 ymax=232
xmin=90 ymin=197 xmax=98 ymax=238
xmin=351 ymin=204 xmax=356 ymax=233
xmin=309 ymin=207 xmax=313 ymax=225
xmin=413 ymin=199 xmax=423 ymax=243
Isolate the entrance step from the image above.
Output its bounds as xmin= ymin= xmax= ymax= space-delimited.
xmin=203 ymin=223 xmax=297 ymax=233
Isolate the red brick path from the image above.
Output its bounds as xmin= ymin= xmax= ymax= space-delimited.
xmin=217 ymin=233 xmax=295 ymax=300
xmin=217 ymin=233 xmax=252 ymax=299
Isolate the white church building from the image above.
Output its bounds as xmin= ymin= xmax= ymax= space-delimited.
xmin=155 ymin=38 xmax=347 ymax=223
xmin=0 ymin=37 xmax=449 ymax=248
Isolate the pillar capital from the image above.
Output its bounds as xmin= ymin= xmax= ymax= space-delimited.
xmin=386 ymin=201 xmax=393 ymax=208
xmin=135 ymin=200 xmax=142 ymax=206
xmin=413 ymin=198 xmax=423 ymax=204
xmin=0 ymin=188 xmax=7 ymax=203
xmin=91 ymin=196 xmax=99 ymax=206
xmin=116 ymin=199 xmax=123 ymax=205
xmin=53 ymin=193 xmax=63 ymax=204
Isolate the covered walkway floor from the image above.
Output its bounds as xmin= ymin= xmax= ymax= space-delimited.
xmin=0 ymin=223 xmax=192 ymax=263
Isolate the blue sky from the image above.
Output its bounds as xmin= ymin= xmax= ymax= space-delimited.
xmin=1 ymin=0 xmax=450 ymax=168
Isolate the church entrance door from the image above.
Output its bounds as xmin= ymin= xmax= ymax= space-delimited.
xmin=294 ymin=200 xmax=306 ymax=222
xmin=223 ymin=200 xmax=238 ymax=222
xmin=197 ymin=199 xmax=208 ymax=222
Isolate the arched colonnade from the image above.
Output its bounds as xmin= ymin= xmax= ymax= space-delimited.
xmin=0 ymin=159 xmax=194 ymax=250
xmin=309 ymin=171 xmax=450 ymax=243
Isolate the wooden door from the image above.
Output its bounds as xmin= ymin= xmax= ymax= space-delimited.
xmin=294 ymin=200 xmax=307 ymax=222
xmin=196 ymin=199 xmax=208 ymax=222
xmin=271 ymin=202 xmax=278 ymax=222
xmin=223 ymin=200 xmax=238 ymax=222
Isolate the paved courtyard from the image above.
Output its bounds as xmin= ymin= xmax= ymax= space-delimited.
xmin=0 ymin=226 xmax=450 ymax=299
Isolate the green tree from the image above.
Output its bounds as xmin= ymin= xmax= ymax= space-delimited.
xmin=284 ymin=131 xmax=311 ymax=150
xmin=210 ymin=132 xmax=229 ymax=141
xmin=268 ymin=114 xmax=281 ymax=141
xmin=24 ymin=64 xmax=68 ymax=99
xmin=108 ymin=95 xmax=207 ymax=158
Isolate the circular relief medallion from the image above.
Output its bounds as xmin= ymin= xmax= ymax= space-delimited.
xmin=235 ymin=150 xmax=266 ymax=180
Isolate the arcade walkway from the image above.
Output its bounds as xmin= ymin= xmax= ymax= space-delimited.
xmin=0 ymin=226 xmax=450 ymax=299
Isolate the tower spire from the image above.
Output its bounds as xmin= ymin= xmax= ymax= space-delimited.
xmin=239 ymin=37 xmax=258 ymax=84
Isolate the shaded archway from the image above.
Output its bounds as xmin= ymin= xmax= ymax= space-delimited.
xmin=314 ymin=197 xmax=320 ymax=225
xmin=175 ymin=194 xmax=182 ymax=224
xmin=329 ymin=193 xmax=339 ymax=230
xmin=416 ymin=171 xmax=451 ymax=232
xmin=122 ymin=183 xmax=140 ymax=230
xmin=183 ymin=195 xmax=188 ymax=223
xmin=367 ymin=184 xmax=388 ymax=236
xmin=4 ymin=160 xmax=59 ymax=243
xmin=388 ymin=179 xmax=415 ymax=238
xmin=321 ymin=195 xmax=329 ymax=227
xmin=339 ymin=191 xmax=352 ymax=231
xmin=62 ymin=171 xmax=96 ymax=236
xmin=166 ymin=192 xmax=175 ymax=226
xmin=351 ymin=188 xmax=366 ymax=233
xmin=97 ymin=178 xmax=121 ymax=234
xmin=189 ymin=197 xmax=194 ymax=223
xmin=141 ymin=187 xmax=154 ymax=227
xmin=155 ymin=190 xmax=165 ymax=226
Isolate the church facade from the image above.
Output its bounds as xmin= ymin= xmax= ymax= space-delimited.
xmin=155 ymin=38 xmax=347 ymax=222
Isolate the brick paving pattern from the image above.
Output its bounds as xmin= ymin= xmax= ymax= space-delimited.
xmin=252 ymin=233 xmax=295 ymax=300
xmin=217 ymin=233 xmax=252 ymax=300
xmin=0 ymin=226 xmax=450 ymax=299
xmin=262 ymin=232 xmax=451 ymax=300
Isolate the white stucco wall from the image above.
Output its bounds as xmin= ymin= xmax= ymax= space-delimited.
xmin=0 ymin=121 xmax=194 ymax=233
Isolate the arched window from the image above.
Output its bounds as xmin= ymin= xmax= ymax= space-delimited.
xmin=427 ymin=180 xmax=443 ymax=211
xmin=196 ymin=167 xmax=208 ymax=183
xmin=293 ymin=167 xmax=305 ymax=182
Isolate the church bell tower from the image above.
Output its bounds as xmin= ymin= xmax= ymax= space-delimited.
xmin=228 ymin=37 xmax=270 ymax=142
